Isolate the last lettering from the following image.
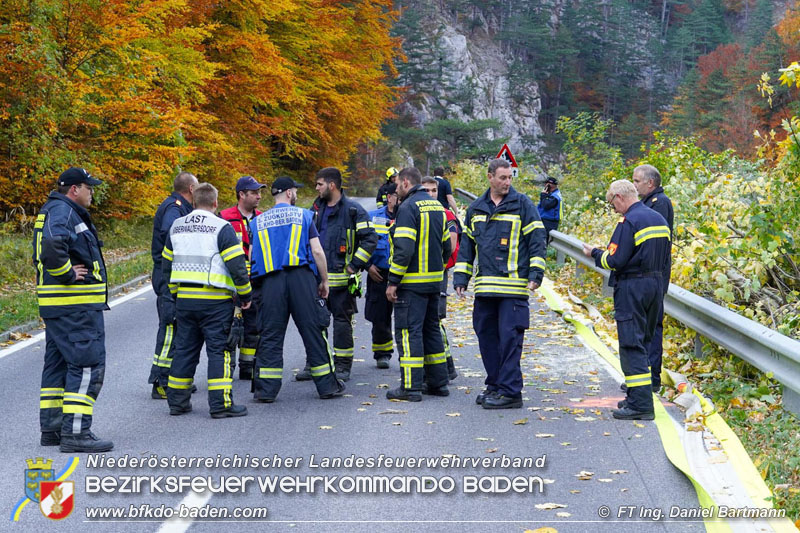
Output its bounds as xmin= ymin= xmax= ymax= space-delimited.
xmin=186 ymin=214 xmax=207 ymax=224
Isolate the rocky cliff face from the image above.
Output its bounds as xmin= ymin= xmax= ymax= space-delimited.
xmin=397 ymin=3 xmax=543 ymax=154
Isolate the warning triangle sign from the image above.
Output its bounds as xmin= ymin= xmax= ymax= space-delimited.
xmin=496 ymin=144 xmax=518 ymax=167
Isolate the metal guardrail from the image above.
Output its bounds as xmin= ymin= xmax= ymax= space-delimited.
xmin=454 ymin=187 xmax=800 ymax=416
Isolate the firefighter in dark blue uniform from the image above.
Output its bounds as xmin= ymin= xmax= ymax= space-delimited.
xmin=454 ymin=159 xmax=547 ymax=409
xmin=33 ymin=167 xmax=114 ymax=452
xmin=365 ymin=183 xmax=398 ymax=368
xmin=162 ymin=183 xmax=252 ymax=418
xmin=148 ymin=172 xmax=197 ymax=399
xmin=249 ymin=177 xmax=345 ymax=401
xmin=305 ymin=167 xmax=377 ymax=382
xmin=632 ymin=164 xmax=674 ymax=393
xmin=385 ymin=167 xmax=452 ymax=402
xmin=376 ymin=167 xmax=398 ymax=208
xmin=583 ymin=179 xmax=671 ymax=420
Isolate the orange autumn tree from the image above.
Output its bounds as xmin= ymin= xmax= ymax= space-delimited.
xmin=0 ymin=0 xmax=221 ymax=217
xmin=191 ymin=0 xmax=401 ymax=190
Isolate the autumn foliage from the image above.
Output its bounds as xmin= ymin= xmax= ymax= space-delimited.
xmin=0 ymin=0 xmax=400 ymax=217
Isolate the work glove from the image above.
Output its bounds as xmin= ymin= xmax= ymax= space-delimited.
xmin=226 ymin=307 xmax=245 ymax=352
xmin=347 ymin=272 xmax=362 ymax=298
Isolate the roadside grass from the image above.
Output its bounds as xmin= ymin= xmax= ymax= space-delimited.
xmin=544 ymin=256 xmax=800 ymax=523
xmin=0 ymin=218 xmax=152 ymax=333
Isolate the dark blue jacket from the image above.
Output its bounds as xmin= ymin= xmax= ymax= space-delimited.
xmin=591 ymin=201 xmax=671 ymax=287
xmin=151 ymin=192 xmax=192 ymax=296
xmin=367 ymin=205 xmax=396 ymax=271
xmin=537 ymin=188 xmax=562 ymax=222
xmin=454 ymin=186 xmax=547 ymax=298
xmin=32 ymin=192 xmax=108 ymax=319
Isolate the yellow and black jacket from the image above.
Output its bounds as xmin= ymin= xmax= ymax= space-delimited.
xmin=453 ymin=186 xmax=546 ymax=298
xmin=32 ymin=191 xmax=108 ymax=319
xmin=311 ymin=193 xmax=377 ymax=289
xmin=388 ymin=185 xmax=451 ymax=294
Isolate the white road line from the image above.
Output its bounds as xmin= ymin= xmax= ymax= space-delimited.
xmin=156 ymin=490 xmax=212 ymax=533
xmin=0 ymin=283 xmax=153 ymax=361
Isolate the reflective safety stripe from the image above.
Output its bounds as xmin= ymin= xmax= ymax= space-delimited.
xmin=155 ymin=324 xmax=174 ymax=368
xmin=310 ymin=363 xmax=332 ymax=377
xmin=400 ymin=330 xmax=413 ymax=388
xmin=162 ymin=247 xmax=173 ymax=261
xmin=35 ymin=213 xmax=46 ymax=229
xmin=40 ymin=399 xmax=63 ymax=409
xmin=334 ymin=347 xmax=354 ymax=358
xmin=492 ymin=214 xmax=521 ymax=277
xmin=464 ymin=226 xmax=473 ymax=239
xmin=223 ymin=349 xmax=232 ymax=408
xmin=92 ymin=260 xmax=101 ymax=281
xmin=235 ymin=282 xmax=252 ymax=296
xmin=634 ymin=225 xmax=670 ymax=246
xmin=64 ymin=392 xmax=95 ymax=405
xmin=372 ymin=340 xmax=393 ymax=352
xmin=474 ymin=286 xmax=529 ymax=296
xmin=400 ymin=271 xmax=443 ymax=284
xmin=530 ymin=256 xmax=546 ymax=270
xmin=453 ymin=262 xmax=473 ymax=276
xmin=475 ymin=276 xmax=527 ymax=287
xmin=47 ymin=259 xmax=72 ymax=277
xmin=37 ymin=283 xmax=106 ymax=293
xmin=393 ymin=227 xmax=417 ymax=241
xmin=522 ymin=220 xmax=545 ymax=235
xmin=329 ymin=272 xmax=349 ymax=287
xmin=601 ymin=250 xmax=612 ymax=270
xmin=375 ymin=226 xmax=390 ymax=235
xmin=626 ymin=372 xmax=652 ymax=387
xmin=168 ymin=376 xmax=193 ymax=389
xmin=40 ymin=388 xmax=64 ymax=395
xmin=399 ymin=357 xmax=424 ymax=367
xmin=474 ymin=276 xmax=529 ymax=296
xmin=354 ymin=247 xmax=371 ymax=263
xmin=240 ymin=347 xmax=256 ymax=356
xmin=389 ymin=262 xmax=408 ymax=277
xmin=220 ymin=244 xmax=245 ymax=261
xmin=425 ymin=352 xmax=447 ymax=365
xmin=177 ymin=286 xmax=232 ymax=300
xmin=417 ymin=213 xmax=429 ymax=274
xmin=259 ymin=368 xmax=283 ymax=379
xmin=208 ymin=378 xmax=233 ymax=391
xmin=62 ymin=404 xmax=92 ymax=415
xmin=356 ymin=221 xmax=371 ymax=231
xmin=171 ymin=270 xmax=235 ymax=290
xmin=288 ymin=224 xmax=302 ymax=266
xmin=37 ymin=293 xmax=106 ymax=306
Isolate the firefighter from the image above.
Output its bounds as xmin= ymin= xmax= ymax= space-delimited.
xmin=219 ymin=176 xmax=266 ymax=380
xmin=420 ymin=176 xmax=460 ymax=382
xmin=365 ymin=182 xmax=398 ymax=369
xmin=454 ymin=158 xmax=547 ymax=409
xmin=249 ymin=177 xmax=346 ymax=401
xmin=385 ymin=167 xmax=452 ymax=402
xmin=149 ymin=171 xmax=197 ymax=399
xmin=162 ymin=183 xmax=252 ymax=418
xmin=376 ymin=167 xmax=398 ymax=208
xmin=582 ymin=179 xmax=671 ymax=420
xmin=297 ymin=167 xmax=376 ymax=382
xmin=631 ymin=164 xmax=673 ymax=393
xmin=33 ymin=167 xmax=114 ymax=452
xmin=537 ymin=177 xmax=562 ymax=243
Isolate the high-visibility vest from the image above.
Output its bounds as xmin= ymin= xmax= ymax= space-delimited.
xmin=168 ymin=210 xmax=237 ymax=292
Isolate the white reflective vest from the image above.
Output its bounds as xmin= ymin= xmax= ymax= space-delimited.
xmin=168 ymin=210 xmax=236 ymax=292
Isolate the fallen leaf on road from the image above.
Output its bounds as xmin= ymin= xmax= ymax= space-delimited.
xmin=379 ymin=409 xmax=408 ymax=415
xmin=535 ymin=503 xmax=567 ymax=510
xmin=361 ymin=402 xmax=373 ymax=406
xmin=369 ymin=394 xmax=377 ymax=398
xmin=597 ymin=478 xmax=613 ymax=483
xmin=569 ymin=490 xmax=581 ymax=494
xmin=542 ymin=478 xmax=555 ymax=484
xmin=603 ymin=432 xmax=611 ymax=436
xmin=391 ymin=422 xmax=402 ymax=426
xmin=475 ymin=437 xmax=492 ymax=441
xmin=486 ymin=448 xmax=498 ymax=453
xmin=574 ymin=416 xmax=596 ymax=422
xmin=609 ymin=470 xmax=628 ymax=474
xmin=575 ymin=471 xmax=594 ymax=480
xmin=357 ymin=408 xmax=366 ymax=412
xmin=527 ymin=407 xmax=541 ymax=411
xmin=535 ymin=433 xmax=555 ymax=438
xmin=560 ymin=442 xmax=571 ymax=446
xmin=377 ymin=384 xmax=389 ymax=389
xmin=319 ymin=426 xmax=333 ymax=430
xmin=556 ymin=512 xmax=571 ymax=517
xmin=633 ymin=422 xmax=645 ymax=428
xmin=513 ymin=418 xmax=529 ymax=425
xmin=446 ymin=412 xmax=461 ymax=417
xmin=524 ymin=528 xmax=558 ymax=533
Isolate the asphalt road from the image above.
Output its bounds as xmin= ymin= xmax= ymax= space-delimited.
xmin=0 ymin=198 xmax=703 ymax=532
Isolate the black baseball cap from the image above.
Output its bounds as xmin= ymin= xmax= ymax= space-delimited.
xmin=235 ymin=175 xmax=267 ymax=193
xmin=58 ymin=167 xmax=102 ymax=187
xmin=271 ymin=176 xmax=304 ymax=196
xmin=545 ymin=177 xmax=558 ymax=185
xmin=385 ymin=183 xmax=397 ymax=195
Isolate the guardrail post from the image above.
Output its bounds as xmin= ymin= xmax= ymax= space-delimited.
xmin=601 ymin=281 xmax=612 ymax=298
xmin=556 ymin=250 xmax=565 ymax=266
xmin=694 ymin=334 xmax=705 ymax=360
xmin=576 ymin=263 xmax=586 ymax=280
xmin=783 ymin=388 xmax=800 ymax=418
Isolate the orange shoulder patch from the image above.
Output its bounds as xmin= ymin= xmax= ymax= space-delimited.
xmin=608 ymin=243 xmax=618 ymax=255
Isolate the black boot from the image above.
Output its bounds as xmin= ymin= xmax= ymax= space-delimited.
xmin=295 ymin=365 xmax=312 ymax=381
xmin=210 ymin=405 xmax=248 ymax=418
xmin=151 ymin=383 xmax=167 ymax=399
xmin=41 ymin=432 xmax=60 ymax=446
xmin=60 ymin=432 xmax=114 ymax=453
xmin=386 ymin=387 xmax=421 ymax=402
xmin=421 ymin=383 xmax=450 ymax=396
